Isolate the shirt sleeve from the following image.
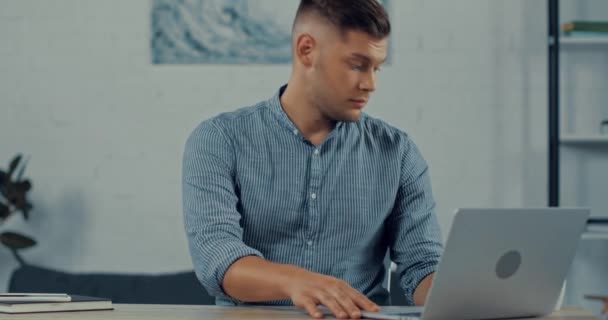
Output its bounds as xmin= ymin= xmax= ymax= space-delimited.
xmin=386 ymin=137 xmax=444 ymax=306
xmin=182 ymin=119 xmax=263 ymax=301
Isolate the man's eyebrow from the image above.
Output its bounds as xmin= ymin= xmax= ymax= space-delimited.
xmin=349 ymin=53 xmax=386 ymax=65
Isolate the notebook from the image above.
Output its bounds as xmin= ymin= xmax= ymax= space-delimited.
xmin=0 ymin=293 xmax=71 ymax=302
xmin=0 ymin=295 xmax=113 ymax=314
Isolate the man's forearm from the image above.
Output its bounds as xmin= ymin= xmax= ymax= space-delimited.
xmin=222 ymin=256 xmax=303 ymax=302
xmin=223 ymin=256 xmax=381 ymax=319
xmin=413 ymin=273 xmax=434 ymax=306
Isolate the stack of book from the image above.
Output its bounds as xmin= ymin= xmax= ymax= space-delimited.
xmin=0 ymin=293 xmax=112 ymax=314
xmin=562 ymin=20 xmax=608 ymax=38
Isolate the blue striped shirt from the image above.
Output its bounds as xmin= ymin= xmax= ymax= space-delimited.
xmin=182 ymin=85 xmax=443 ymax=306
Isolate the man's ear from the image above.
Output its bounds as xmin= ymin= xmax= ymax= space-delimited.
xmin=295 ymin=33 xmax=315 ymax=67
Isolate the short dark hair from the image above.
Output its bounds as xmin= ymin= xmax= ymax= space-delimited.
xmin=294 ymin=0 xmax=391 ymax=39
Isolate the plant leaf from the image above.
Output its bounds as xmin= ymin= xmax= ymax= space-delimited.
xmin=8 ymin=193 xmax=22 ymax=207
xmin=8 ymin=154 xmax=22 ymax=177
xmin=0 ymin=231 xmax=36 ymax=250
xmin=0 ymin=203 xmax=10 ymax=220
xmin=7 ymin=194 xmax=30 ymax=220
xmin=19 ymin=202 xmax=31 ymax=220
xmin=15 ymin=156 xmax=29 ymax=182
xmin=14 ymin=180 xmax=32 ymax=193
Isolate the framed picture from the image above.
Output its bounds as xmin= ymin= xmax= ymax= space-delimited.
xmin=151 ymin=0 xmax=390 ymax=64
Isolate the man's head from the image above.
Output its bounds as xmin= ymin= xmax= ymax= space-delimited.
xmin=290 ymin=0 xmax=390 ymax=122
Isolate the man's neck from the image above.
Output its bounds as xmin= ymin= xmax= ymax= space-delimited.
xmin=280 ymin=81 xmax=335 ymax=145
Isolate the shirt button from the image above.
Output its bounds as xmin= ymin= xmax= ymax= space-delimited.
xmin=314 ymin=149 xmax=319 ymax=155
xmin=311 ymin=193 xmax=317 ymax=200
xmin=292 ymin=129 xmax=298 ymax=135
xmin=307 ymin=241 xmax=313 ymax=246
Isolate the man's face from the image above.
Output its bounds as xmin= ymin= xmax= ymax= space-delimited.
xmin=309 ymin=30 xmax=388 ymax=122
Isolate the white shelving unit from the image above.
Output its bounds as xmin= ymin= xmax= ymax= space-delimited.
xmin=581 ymin=232 xmax=608 ymax=240
xmin=558 ymin=28 xmax=608 ymax=230
xmin=560 ymin=135 xmax=608 ymax=146
xmin=561 ymin=37 xmax=608 ymax=47
xmin=552 ymin=3 xmax=608 ymax=312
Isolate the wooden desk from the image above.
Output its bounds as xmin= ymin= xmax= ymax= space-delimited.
xmin=0 ymin=304 xmax=599 ymax=320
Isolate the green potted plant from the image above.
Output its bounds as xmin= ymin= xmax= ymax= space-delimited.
xmin=0 ymin=154 xmax=35 ymax=265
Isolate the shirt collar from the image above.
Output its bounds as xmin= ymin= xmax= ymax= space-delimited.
xmin=268 ymin=85 xmax=345 ymax=138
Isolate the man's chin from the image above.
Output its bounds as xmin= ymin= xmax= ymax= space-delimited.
xmin=327 ymin=110 xmax=362 ymax=123
xmin=339 ymin=111 xmax=362 ymax=122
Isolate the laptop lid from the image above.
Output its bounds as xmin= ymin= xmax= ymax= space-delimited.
xmin=421 ymin=208 xmax=589 ymax=320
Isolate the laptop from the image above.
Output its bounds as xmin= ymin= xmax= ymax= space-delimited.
xmin=363 ymin=208 xmax=589 ymax=320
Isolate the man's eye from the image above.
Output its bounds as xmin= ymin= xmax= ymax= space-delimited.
xmin=351 ymin=64 xmax=365 ymax=71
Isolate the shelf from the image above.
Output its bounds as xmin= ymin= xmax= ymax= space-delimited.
xmin=582 ymin=232 xmax=608 ymax=240
xmin=560 ymin=37 xmax=608 ymax=47
xmin=560 ymin=135 xmax=608 ymax=146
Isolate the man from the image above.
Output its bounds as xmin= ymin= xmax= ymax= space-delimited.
xmin=182 ymin=0 xmax=443 ymax=319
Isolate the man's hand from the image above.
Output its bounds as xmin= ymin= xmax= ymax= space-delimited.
xmin=283 ymin=268 xmax=380 ymax=319
xmin=602 ymin=298 xmax=608 ymax=314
